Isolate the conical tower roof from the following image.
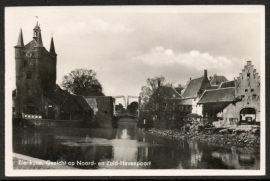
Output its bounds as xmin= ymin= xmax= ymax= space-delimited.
xmin=50 ymin=37 xmax=56 ymax=55
xmin=15 ymin=28 xmax=24 ymax=47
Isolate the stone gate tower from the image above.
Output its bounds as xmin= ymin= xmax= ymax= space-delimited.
xmin=14 ymin=22 xmax=58 ymax=118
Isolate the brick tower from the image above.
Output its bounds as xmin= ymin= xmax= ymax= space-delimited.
xmin=14 ymin=22 xmax=58 ymax=118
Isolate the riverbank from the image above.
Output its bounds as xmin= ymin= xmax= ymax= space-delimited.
xmin=147 ymin=126 xmax=260 ymax=148
xmin=13 ymin=153 xmax=77 ymax=169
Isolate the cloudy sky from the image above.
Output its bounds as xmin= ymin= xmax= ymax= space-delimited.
xmin=5 ymin=6 xmax=264 ymax=104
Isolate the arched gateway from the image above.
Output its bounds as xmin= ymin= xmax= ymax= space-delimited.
xmin=239 ymin=108 xmax=256 ymax=125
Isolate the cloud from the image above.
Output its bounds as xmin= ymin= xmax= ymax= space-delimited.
xmin=133 ymin=46 xmax=235 ymax=70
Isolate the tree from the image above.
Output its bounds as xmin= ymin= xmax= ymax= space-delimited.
xmin=139 ymin=76 xmax=166 ymax=108
xmin=174 ymin=83 xmax=185 ymax=95
xmin=61 ymin=69 xmax=105 ymax=96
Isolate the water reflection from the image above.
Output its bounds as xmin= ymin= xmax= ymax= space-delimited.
xmin=13 ymin=119 xmax=260 ymax=169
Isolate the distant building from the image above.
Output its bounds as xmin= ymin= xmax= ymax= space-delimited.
xmin=147 ymin=81 xmax=191 ymax=129
xmin=198 ymin=61 xmax=260 ymax=126
xmin=209 ymin=74 xmax=228 ymax=88
xmin=60 ymin=95 xmax=114 ymax=127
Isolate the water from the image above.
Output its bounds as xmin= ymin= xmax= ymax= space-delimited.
xmin=13 ymin=118 xmax=260 ymax=169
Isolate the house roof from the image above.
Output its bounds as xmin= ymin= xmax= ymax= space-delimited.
xmin=182 ymin=77 xmax=207 ymax=98
xmin=209 ymin=75 xmax=228 ymax=86
xmin=43 ymin=85 xmax=69 ymax=105
xmin=197 ymin=88 xmax=236 ymax=104
xmin=179 ymin=98 xmax=192 ymax=105
xmin=219 ymin=80 xmax=235 ymax=88
xmin=73 ymin=95 xmax=92 ymax=111
xmin=83 ymin=97 xmax=98 ymax=110
xmin=152 ymin=86 xmax=182 ymax=99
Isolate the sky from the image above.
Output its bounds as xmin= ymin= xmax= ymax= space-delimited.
xmin=5 ymin=6 xmax=264 ymax=105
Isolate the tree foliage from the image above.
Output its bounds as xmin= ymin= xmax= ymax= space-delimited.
xmin=61 ymin=69 xmax=105 ymax=96
xmin=139 ymin=76 xmax=185 ymax=108
xmin=139 ymin=76 xmax=166 ymax=108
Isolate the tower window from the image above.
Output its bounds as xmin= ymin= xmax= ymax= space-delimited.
xmin=247 ymin=73 xmax=250 ymax=79
xmin=24 ymin=60 xmax=27 ymax=67
xmin=27 ymin=73 xmax=32 ymax=79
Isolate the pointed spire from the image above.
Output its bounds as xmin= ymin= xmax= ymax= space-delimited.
xmin=50 ymin=37 xmax=56 ymax=55
xmin=35 ymin=30 xmax=44 ymax=47
xmin=16 ymin=28 xmax=24 ymax=47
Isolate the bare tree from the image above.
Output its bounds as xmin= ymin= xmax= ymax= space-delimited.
xmin=61 ymin=69 xmax=105 ymax=96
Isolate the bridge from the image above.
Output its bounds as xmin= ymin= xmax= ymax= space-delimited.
xmin=113 ymin=95 xmax=141 ymax=122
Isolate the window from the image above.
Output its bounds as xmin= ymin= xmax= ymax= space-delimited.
xmin=247 ymin=73 xmax=250 ymax=79
xmin=163 ymin=103 xmax=167 ymax=110
xmin=245 ymin=89 xmax=248 ymax=92
xmin=27 ymin=73 xmax=32 ymax=79
xmin=48 ymin=105 xmax=53 ymax=108
xmin=251 ymin=89 xmax=254 ymax=92
xmin=241 ymin=95 xmax=245 ymax=98
xmin=252 ymin=94 xmax=256 ymax=100
xmin=24 ymin=60 xmax=27 ymax=67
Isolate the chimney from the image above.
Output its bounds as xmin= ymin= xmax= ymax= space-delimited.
xmin=204 ymin=70 xmax=207 ymax=78
xmin=157 ymin=79 xmax=161 ymax=87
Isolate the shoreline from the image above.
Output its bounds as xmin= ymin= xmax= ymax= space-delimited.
xmin=13 ymin=153 xmax=78 ymax=169
xmin=147 ymin=127 xmax=260 ymax=149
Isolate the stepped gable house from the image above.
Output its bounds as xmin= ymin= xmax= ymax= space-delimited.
xmin=198 ymin=61 xmax=260 ymax=126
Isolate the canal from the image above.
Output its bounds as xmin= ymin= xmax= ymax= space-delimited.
xmin=13 ymin=118 xmax=260 ymax=169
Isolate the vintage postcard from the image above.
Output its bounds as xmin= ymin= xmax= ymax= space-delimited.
xmin=5 ymin=5 xmax=265 ymax=176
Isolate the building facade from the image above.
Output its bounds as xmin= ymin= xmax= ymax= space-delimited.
xmin=147 ymin=83 xmax=192 ymax=130
xmin=221 ymin=61 xmax=260 ymax=125
xmin=181 ymin=70 xmax=212 ymax=116
xmin=198 ymin=61 xmax=260 ymax=126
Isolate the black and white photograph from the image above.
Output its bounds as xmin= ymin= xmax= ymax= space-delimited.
xmin=4 ymin=5 xmax=265 ymax=176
